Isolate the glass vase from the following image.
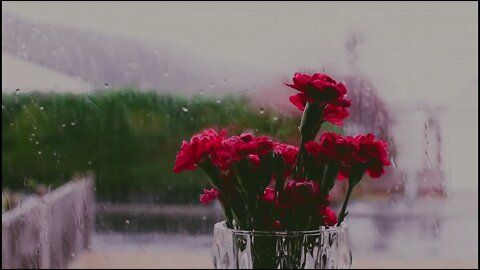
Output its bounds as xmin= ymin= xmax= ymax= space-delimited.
xmin=212 ymin=221 xmax=352 ymax=269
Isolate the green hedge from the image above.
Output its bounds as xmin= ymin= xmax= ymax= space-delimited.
xmin=2 ymin=90 xmax=341 ymax=203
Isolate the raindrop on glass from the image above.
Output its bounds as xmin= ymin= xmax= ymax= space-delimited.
xmin=260 ymin=108 xmax=265 ymax=114
xmin=199 ymin=89 xmax=204 ymax=95
xmin=182 ymin=107 xmax=188 ymax=112
xmin=35 ymin=141 xmax=39 ymax=145
xmin=70 ymin=122 xmax=75 ymax=126
xmin=62 ymin=124 xmax=66 ymax=128
xmin=216 ymin=100 xmax=222 ymax=104
xmin=273 ymin=116 xmax=278 ymax=121
xmin=104 ymin=83 xmax=109 ymax=89
xmin=88 ymin=161 xmax=92 ymax=165
xmin=125 ymin=220 xmax=130 ymax=224
xmin=10 ymin=123 xmax=14 ymax=126
xmin=203 ymin=216 xmax=207 ymax=220
xmin=38 ymin=151 xmax=42 ymax=155
xmin=40 ymin=107 xmax=44 ymax=110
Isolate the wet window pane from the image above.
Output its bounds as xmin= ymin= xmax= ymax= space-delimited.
xmin=2 ymin=2 xmax=477 ymax=269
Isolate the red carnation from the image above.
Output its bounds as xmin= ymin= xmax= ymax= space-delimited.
xmin=289 ymin=95 xmax=350 ymax=127
xmin=274 ymin=143 xmax=299 ymax=166
xmin=285 ymin=72 xmax=352 ymax=108
xmin=305 ymin=132 xmax=357 ymax=164
xmin=200 ymin=188 xmax=220 ymax=205
xmin=323 ymin=105 xmax=350 ymax=126
xmin=319 ymin=206 xmax=338 ymax=226
xmin=212 ymin=133 xmax=274 ymax=170
xmin=173 ymin=128 xmax=225 ymax=173
xmin=355 ymin=134 xmax=391 ymax=178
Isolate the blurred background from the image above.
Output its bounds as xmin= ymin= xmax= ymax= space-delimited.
xmin=2 ymin=1 xmax=478 ymax=269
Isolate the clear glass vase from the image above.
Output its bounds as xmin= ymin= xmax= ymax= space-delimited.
xmin=212 ymin=221 xmax=352 ymax=269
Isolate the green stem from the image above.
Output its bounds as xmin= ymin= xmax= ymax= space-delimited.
xmin=337 ymin=183 xmax=354 ymax=225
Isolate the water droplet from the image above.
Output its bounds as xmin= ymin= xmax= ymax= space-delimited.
xmin=2 ymin=105 xmax=5 ymax=110
xmin=70 ymin=122 xmax=75 ymax=126
xmin=166 ymin=114 xmax=170 ymax=118
xmin=202 ymin=216 xmax=207 ymax=220
xmin=35 ymin=141 xmax=39 ymax=145
xmin=273 ymin=116 xmax=278 ymax=121
xmin=33 ymin=126 xmax=37 ymax=130
xmin=62 ymin=124 xmax=66 ymax=128
xmin=88 ymin=161 xmax=92 ymax=165
xmin=199 ymin=89 xmax=204 ymax=95
xmin=29 ymin=138 xmax=33 ymax=142
xmin=40 ymin=107 xmax=44 ymax=110
xmin=182 ymin=107 xmax=188 ymax=112
xmin=210 ymin=82 xmax=215 ymax=89
xmin=260 ymin=108 xmax=265 ymax=114
xmin=125 ymin=220 xmax=130 ymax=224
xmin=104 ymin=83 xmax=109 ymax=89
xmin=15 ymin=88 xmax=20 ymax=93
xmin=71 ymin=253 xmax=75 ymax=257
xmin=216 ymin=100 xmax=221 ymax=104
xmin=53 ymin=152 xmax=57 ymax=156
xmin=31 ymin=133 xmax=35 ymax=137
xmin=38 ymin=151 xmax=42 ymax=155
xmin=10 ymin=123 xmax=14 ymax=126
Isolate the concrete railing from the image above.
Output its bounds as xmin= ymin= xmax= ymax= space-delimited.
xmin=2 ymin=176 xmax=95 ymax=269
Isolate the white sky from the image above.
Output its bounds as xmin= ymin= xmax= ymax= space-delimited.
xmin=3 ymin=2 xmax=477 ymax=75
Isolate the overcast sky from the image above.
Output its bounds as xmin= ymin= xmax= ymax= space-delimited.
xmin=3 ymin=2 xmax=477 ymax=77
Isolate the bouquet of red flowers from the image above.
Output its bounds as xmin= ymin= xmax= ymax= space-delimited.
xmin=174 ymin=72 xmax=390 ymax=232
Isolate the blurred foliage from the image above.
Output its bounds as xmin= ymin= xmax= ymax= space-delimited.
xmin=2 ymin=89 xmax=341 ymax=203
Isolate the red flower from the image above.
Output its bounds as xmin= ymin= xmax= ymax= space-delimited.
xmin=280 ymin=179 xmax=321 ymax=208
xmin=173 ymin=128 xmax=225 ymax=173
xmin=305 ymin=132 xmax=357 ymax=164
xmin=355 ymin=134 xmax=390 ymax=178
xmin=323 ymin=105 xmax=350 ymax=126
xmin=248 ymin=154 xmax=261 ymax=168
xmin=274 ymin=143 xmax=299 ymax=166
xmin=289 ymin=92 xmax=308 ymax=111
xmin=212 ymin=133 xmax=274 ymax=170
xmin=261 ymin=187 xmax=276 ymax=203
xmin=271 ymin=220 xmax=283 ymax=231
xmin=285 ymin=72 xmax=352 ymax=108
xmin=319 ymin=206 xmax=337 ymax=226
xmin=199 ymin=188 xmax=220 ymax=205
xmin=274 ymin=143 xmax=299 ymax=177
xmin=289 ymin=95 xmax=350 ymax=126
